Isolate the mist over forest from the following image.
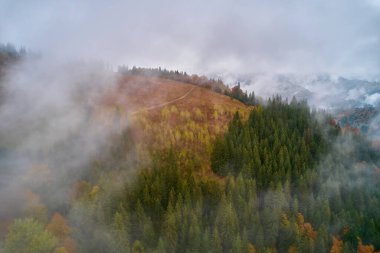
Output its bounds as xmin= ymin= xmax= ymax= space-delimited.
xmin=1 ymin=1 xmax=380 ymax=253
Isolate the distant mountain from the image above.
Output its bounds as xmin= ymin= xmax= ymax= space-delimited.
xmin=214 ymin=73 xmax=380 ymax=140
xmin=218 ymin=73 xmax=380 ymax=109
xmin=336 ymin=106 xmax=379 ymax=132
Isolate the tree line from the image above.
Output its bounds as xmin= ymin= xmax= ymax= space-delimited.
xmin=118 ymin=66 xmax=257 ymax=106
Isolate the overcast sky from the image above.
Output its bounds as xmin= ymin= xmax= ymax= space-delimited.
xmin=1 ymin=0 xmax=380 ymax=76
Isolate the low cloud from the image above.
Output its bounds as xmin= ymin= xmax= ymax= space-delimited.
xmin=0 ymin=0 xmax=379 ymax=77
xmin=0 ymin=55 xmax=122 ymax=213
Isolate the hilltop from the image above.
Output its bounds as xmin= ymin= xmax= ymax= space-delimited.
xmin=99 ymin=75 xmax=251 ymax=177
xmin=0 ymin=57 xmax=379 ymax=252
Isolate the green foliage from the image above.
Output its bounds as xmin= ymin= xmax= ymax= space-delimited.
xmin=71 ymin=98 xmax=380 ymax=251
xmin=4 ymin=218 xmax=58 ymax=253
xmin=13 ymin=96 xmax=377 ymax=253
xmin=211 ymin=97 xmax=326 ymax=189
xmin=210 ymin=98 xmax=380 ymax=251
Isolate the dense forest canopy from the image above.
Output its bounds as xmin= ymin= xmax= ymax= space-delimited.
xmin=0 ymin=48 xmax=379 ymax=252
xmin=5 ymin=97 xmax=378 ymax=253
xmin=57 ymin=97 xmax=379 ymax=253
xmin=1 ymin=0 xmax=380 ymax=251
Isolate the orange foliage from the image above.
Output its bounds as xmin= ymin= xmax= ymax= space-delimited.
xmin=358 ymin=238 xmax=380 ymax=253
xmin=296 ymin=213 xmax=317 ymax=240
xmin=288 ymin=245 xmax=297 ymax=253
xmin=22 ymin=189 xmax=48 ymax=223
xmin=330 ymin=236 xmax=343 ymax=253
xmin=304 ymin=223 xmax=317 ymax=240
xmin=61 ymin=237 xmax=76 ymax=253
xmin=24 ymin=189 xmax=41 ymax=206
xmin=0 ymin=218 xmax=13 ymax=238
xmin=342 ymin=124 xmax=360 ymax=135
xmin=46 ymin=212 xmax=70 ymax=239
xmin=329 ymin=119 xmax=337 ymax=127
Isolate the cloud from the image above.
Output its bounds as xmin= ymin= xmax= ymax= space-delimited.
xmin=0 ymin=55 xmax=123 ymax=212
xmin=366 ymin=0 xmax=380 ymax=9
xmin=0 ymin=0 xmax=379 ymax=76
xmin=365 ymin=93 xmax=380 ymax=105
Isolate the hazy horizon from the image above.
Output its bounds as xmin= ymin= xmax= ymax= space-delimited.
xmin=1 ymin=0 xmax=380 ymax=77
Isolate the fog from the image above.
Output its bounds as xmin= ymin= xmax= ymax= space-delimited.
xmin=1 ymin=0 xmax=379 ymax=208
xmin=0 ymin=55 xmax=123 ymax=215
xmin=0 ymin=2 xmax=380 ymax=251
xmin=1 ymin=0 xmax=380 ymax=77
xmin=1 ymin=0 xmax=379 ymax=210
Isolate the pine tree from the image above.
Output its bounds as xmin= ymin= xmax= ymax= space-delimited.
xmin=215 ymin=196 xmax=239 ymax=251
xmin=211 ymin=227 xmax=223 ymax=253
xmin=112 ymin=210 xmax=130 ymax=253
xmin=163 ymin=200 xmax=178 ymax=252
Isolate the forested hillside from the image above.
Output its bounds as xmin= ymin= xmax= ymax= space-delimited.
xmin=89 ymin=97 xmax=379 ymax=253
xmin=118 ymin=66 xmax=257 ymax=106
xmin=1 ymin=0 xmax=379 ymax=251
xmin=0 ymin=62 xmax=379 ymax=252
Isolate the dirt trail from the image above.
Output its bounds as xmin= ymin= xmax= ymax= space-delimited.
xmin=130 ymin=86 xmax=195 ymax=115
